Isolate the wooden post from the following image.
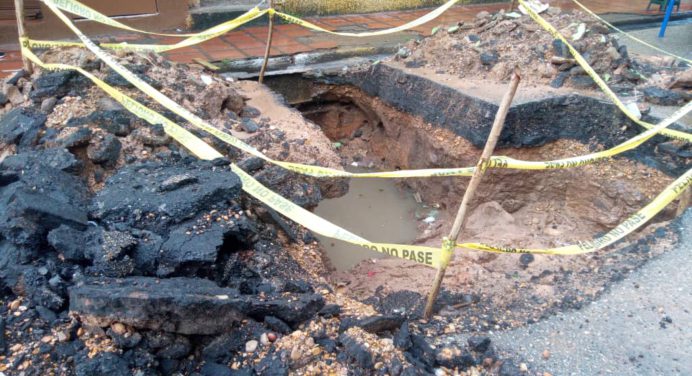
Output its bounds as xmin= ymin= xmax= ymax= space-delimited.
xmin=510 ymin=0 xmax=517 ymax=11
xmin=423 ymin=71 xmax=521 ymax=319
xmin=14 ymin=0 xmax=34 ymax=73
xmin=258 ymin=0 xmax=275 ymax=83
xmin=676 ymin=187 xmax=690 ymax=217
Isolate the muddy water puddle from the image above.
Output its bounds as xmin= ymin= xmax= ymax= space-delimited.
xmin=314 ymin=174 xmax=421 ymax=271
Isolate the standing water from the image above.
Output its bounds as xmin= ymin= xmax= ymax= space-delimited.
xmin=314 ymin=176 xmax=419 ymax=271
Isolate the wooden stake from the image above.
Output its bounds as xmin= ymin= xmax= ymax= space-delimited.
xmin=258 ymin=0 xmax=275 ymax=84
xmin=14 ymin=0 xmax=34 ymax=73
xmin=676 ymin=187 xmax=690 ymax=217
xmin=423 ymin=71 xmax=521 ymax=319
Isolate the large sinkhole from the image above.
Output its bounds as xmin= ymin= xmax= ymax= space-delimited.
xmin=264 ymin=72 xmax=689 ymax=303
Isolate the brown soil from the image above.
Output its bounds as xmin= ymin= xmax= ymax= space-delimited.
xmin=397 ymin=7 xmax=689 ymax=92
xmin=301 ymin=83 xmax=685 ymax=328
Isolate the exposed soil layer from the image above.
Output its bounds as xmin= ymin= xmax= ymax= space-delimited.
xmin=290 ymin=79 xmax=689 ymax=332
xmin=396 ymin=6 xmax=692 ymax=95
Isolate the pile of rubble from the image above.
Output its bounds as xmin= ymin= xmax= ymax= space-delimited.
xmin=396 ymin=7 xmax=691 ymax=103
xmin=0 ymin=50 xmax=523 ymax=375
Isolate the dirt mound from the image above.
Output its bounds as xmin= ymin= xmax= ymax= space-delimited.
xmin=396 ymin=7 xmax=691 ymax=98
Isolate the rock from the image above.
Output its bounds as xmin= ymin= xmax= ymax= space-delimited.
xmin=0 ymin=150 xmax=88 ymax=248
xmin=75 ymin=352 xmax=130 ymax=376
xmin=132 ymin=125 xmax=170 ymax=146
xmin=550 ymin=71 xmax=569 ymax=88
xmin=202 ymin=331 xmax=246 ymax=361
xmin=240 ymin=118 xmax=260 ymax=133
xmin=642 ymin=86 xmax=686 ymax=106
xmin=30 ymin=71 xmax=76 ymax=101
xmin=87 ymin=133 xmax=121 ymax=165
xmin=260 ymin=332 xmax=270 ymax=345
xmin=201 ymin=362 xmax=233 ymax=376
xmin=339 ymin=328 xmax=375 ymax=369
xmin=245 ymin=340 xmax=258 ymax=353
xmin=223 ymin=88 xmax=245 ymax=114
xmin=499 ymin=359 xmax=522 ymax=376
xmin=605 ymin=46 xmax=620 ymax=61
xmin=240 ymin=106 xmax=261 ymax=118
xmin=238 ymin=157 xmax=265 ymax=173
xmin=70 ymin=277 xmax=245 ymax=335
xmin=0 ymin=107 xmax=47 ymax=150
xmin=590 ymin=23 xmax=609 ymax=34
xmin=409 ymin=334 xmax=436 ymax=368
xmin=70 ymin=277 xmax=324 ymax=335
xmin=569 ymin=65 xmax=586 ymax=76
xmin=318 ymin=304 xmax=341 ymax=318
xmin=617 ymin=45 xmax=628 ymax=59
xmin=265 ymin=315 xmax=292 ymax=334
xmin=435 ymin=345 xmax=476 ymax=369
xmin=397 ymin=47 xmax=412 ymax=59
xmin=5 ymin=85 xmax=25 ymax=105
xmin=467 ymin=336 xmax=491 ymax=352
xmin=569 ymin=75 xmax=596 ymax=89
xmin=48 ymin=225 xmax=88 ymax=261
xmin=90 ymin=160 xmax=242 ymax=232
xmin=67 ymin=110 xmax=133 ymax=136
xmin=55 ymin=127 xmax=92 ymax=148
xmin=40 ymin=97 xmax=58 ymax=113
xmin=157 ymin=222 xmax=226 ymax=276
xmin=394 ymin=322 xmax=412 ymax=350
xmin=1 ymin=147 xmax=81 ymax=174
xmin=480 ymin=51 xmax=499 ymax=67
xmin=342 ymin=315 xmax=405 ymax=334
xmin=35 ymin=305 xmax=58 ymax=323
xmin=244 ymin=292 xmax=324 ymax=325
xmin=466 ymin=34 xmax=480 ymax=43
xmin=107 ymin=327 xmax=142 ymax=349
xmin=519 ymin=253 xmax=535 ymax=267
xmin=0 ymin=92 xmax=7 ymax=106
xmin=156 ymin=335 xmax=192 ymax=359
xmin=552 ymin=39 xmax=569 ymax=57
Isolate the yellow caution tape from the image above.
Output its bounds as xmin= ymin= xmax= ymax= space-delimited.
xmin=518 ymin=0 xmax=692 ymax=143
xmin=40 ymin=0 xmax=692 ymax=183
xmin=38 ymin=0 xmax=467 ymax=53
xmin=21 ymin=46 xmax=223 ymax=161
xmin=271 ymin=0 xmax=465 ymax=37
xmin=21 ymin=42 xmax=446 ymax=268
xmin=23 ymin=30 xmax=690 ymax=269
xmin=459 ymin=167 xmax=691 ymax=254
xmin=570 ymin=0 xmax=691 ymax=64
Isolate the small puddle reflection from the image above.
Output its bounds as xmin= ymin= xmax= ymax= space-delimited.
xmin=314 ymin=174 xmax=420 ymax=271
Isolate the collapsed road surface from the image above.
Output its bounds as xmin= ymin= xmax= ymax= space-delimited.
xmin=0 ymin=4 xmax=691 ymax=376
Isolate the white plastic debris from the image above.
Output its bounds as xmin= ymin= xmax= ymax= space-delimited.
xmin=350 ymin=161 xmax=359 ymax=167
xmin=519 ymin=0 xmax=549 ymax=15
xmin=200 ymin=74 xmax=213 ymax=86
xmin=572 ymin=23 xmax=586 ymax=41
xmin=423 ymin=216 xmax=436 ymax=224
xmin=625 ymin=102 xmax=642 ymax=119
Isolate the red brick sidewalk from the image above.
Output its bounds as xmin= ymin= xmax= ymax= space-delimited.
xmin=1 ymin=0 xmax=690 ymax=75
